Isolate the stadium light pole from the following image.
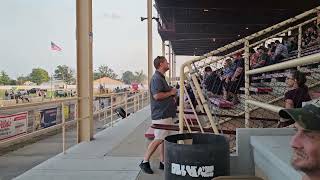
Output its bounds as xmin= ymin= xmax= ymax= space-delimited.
xmin=140 ymin=0 xmax=157 ymax=86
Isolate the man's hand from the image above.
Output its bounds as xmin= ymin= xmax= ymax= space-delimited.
xmin=225 ymin=77 xmax=230 ymax=83
xmin=170 ymin=88 xmax=177 ymax=96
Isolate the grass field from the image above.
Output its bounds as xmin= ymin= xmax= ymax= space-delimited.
xmin=0 ymin=90 xmax=56 ymax=100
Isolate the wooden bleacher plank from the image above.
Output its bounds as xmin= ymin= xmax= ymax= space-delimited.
xmin=178 ymin=110 xmax=279 ymax=122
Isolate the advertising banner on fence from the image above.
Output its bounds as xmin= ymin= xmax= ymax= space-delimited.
xmin=63 ymin=105 xmax=69 ymax=120
xmin=40 ymin=108 xmax=57 ymax=128
xmin=0 ymin=112 xmax=28 ymax=140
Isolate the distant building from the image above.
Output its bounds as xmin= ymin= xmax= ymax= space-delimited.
xmin=23 ymin=81 xmax=36 ymax=86
xmin=41 ymin=80 xmax=67 ymax=89
xmin=93 ymin=77 xmax=126 ymax=92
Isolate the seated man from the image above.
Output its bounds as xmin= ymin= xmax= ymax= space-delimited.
xmin=186 ymin=84 xmax=197 ymax=108
xmin=251 ymin=46 xmax=268 ymax=69
xmin=221 ymin=59 xmax=235 ymax=100
xmin=224 ymin=54 xmax=244 ymax=104
xmin=204 ymin=70 xmax=223 ymax=95
xmin=202 ymin=66 xmax=213 ymax=89
xmin=272 ymin=40 xmax=288 ymax=64
xmin=279 ymin=104 xmax=320 ymax=180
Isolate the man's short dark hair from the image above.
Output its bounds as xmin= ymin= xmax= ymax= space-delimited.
xmin=275 ymin=40 xmax=280 ymax=44
xmin=154 ymin=56 xmax=166 ymax=69
xmin=204 ymin=66 xmax=212 ymax=72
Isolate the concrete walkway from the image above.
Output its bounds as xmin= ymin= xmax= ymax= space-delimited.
xmin=0 ymin=130 xmax=77 ymax=180
xmin=13 ymin=106 xmax=164 ymax=180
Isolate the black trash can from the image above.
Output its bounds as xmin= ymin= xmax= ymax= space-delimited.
xmin=164 ymin=133 xmax=230 ymax=180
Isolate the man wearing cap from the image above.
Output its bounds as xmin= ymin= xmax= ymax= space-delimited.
xmin=279 ymin=104 xmax=320 ymax=180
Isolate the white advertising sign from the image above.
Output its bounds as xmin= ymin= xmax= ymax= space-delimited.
xmin=0 ymin=112 xmax=28 ymax=140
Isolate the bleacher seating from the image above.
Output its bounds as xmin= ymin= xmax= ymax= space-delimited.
xmin=209 ymin=97 xmax=234 ymax=108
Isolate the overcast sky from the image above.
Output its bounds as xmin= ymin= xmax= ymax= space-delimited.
xmin=0 ymin=0 xmax=192 ymax=79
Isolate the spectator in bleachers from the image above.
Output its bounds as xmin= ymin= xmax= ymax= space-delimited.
xmin=221 ymin=59 xmax=234 ymax=82
xmin=250 ymin=48 xmax=259 ymax=67
xmin=204 ymin=69 xmax=223 ymax=95
xmin=272 ymin=40 xmax=288 ymax=64
xmin=251 ymin=46 xmax=268 ymax=69
xmin=186 ymin=83 xmax=197 ymax=108
xmin=284 ymin=36 xmax=298 ymax=53
xmin=202 ymin=66 xmax=213 ymax=88
xmin=223 ymin=54 xmax=244 ymax=104
xmin=302 ymin=26 xmax=317 ymax=48
xmin=221 ymin=59 xmax=234 ymax=99
xmin=285 ymin=70 xmax=311 ymax=109
xmin=307 ymin=29 xmax=320 ymax=47
xmin=267 ymin=42 xmax=277 ymax=57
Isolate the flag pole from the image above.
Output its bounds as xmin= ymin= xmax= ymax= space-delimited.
xmin=51 ymin=73 xmax=54 ymax=99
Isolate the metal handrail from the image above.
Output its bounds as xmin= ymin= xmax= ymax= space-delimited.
xmin=0 ymin=91 xmax=150 ymax=152
xmin=246 ymin=53 xmax=320 ymax=75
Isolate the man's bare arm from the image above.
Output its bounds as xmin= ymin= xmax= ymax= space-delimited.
xmin=153 ymin=88 xmax=176 ymax=100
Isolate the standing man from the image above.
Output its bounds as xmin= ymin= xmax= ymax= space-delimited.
xmin=139 ymin=56 xmax=177 ymax=174
xmin=279 ymin=104 xmax=320 ymax=180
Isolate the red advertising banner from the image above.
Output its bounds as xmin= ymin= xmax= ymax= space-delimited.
xmin=0 ymin=112 xmax=28 ymax=140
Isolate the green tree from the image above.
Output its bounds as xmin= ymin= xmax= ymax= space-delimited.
xmin=133 ymin=70 xmax=147 ymax=83
xmin=54 ymin=65 xmax=75 ymax=84
xmin=96 ymin=65 xmax=118 ymax=79
xmin=17 ymin=76 xmax=30 ymax=85
xmin=121 ymin=71 xmax=135 ymax=84
xmin=29 ymin=68 xmax=50 ymax=85
xmin=0 ymin=71 xmax=11 ymax=85
xmin=9 ymin=80 xmax=17 ymax=85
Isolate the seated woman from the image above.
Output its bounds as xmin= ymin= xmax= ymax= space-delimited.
xmin=285 ymin=70 xmax=311 ymax=108
xmin=280 ymin=70 xmax=311 ymax=125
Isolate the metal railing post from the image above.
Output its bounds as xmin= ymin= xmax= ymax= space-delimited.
xmin=184 ymin=86 xmax=204 ymax=133
xmin=141 ymin=91 xmax=144 ymax=107
xmin=134 ymin=93 xmax=137 ymax=112
xmin=244 ymin=40 xmax=250 ymax=128
xmin=110 ymin=95 xmax=113 ymax=127
xmin=137 ymin=93 xmax=140 ymax=111
xmin=298 ymin=25 xmax=302 ymax=58
xmin=62 ymin=102 xmax=66 ymax=154
xmin=125 ymin=92 xmax=128 ymax=117
xmin=188 ymin=75 xmax=204 ymax=113
xmin=188 ymin=65 xmax=219 ymax=134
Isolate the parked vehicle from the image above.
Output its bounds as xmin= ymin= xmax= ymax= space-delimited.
xmin=55 ymin=89 xmax=76 ymax=97
xmin=55 ymin=90 xmax=68 ymax=97
xmin=28 ymin=88 xmax=40 ymax=94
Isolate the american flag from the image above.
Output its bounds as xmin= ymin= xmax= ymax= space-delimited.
xmin=51 ymin=41 xmax=62 ymax=51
